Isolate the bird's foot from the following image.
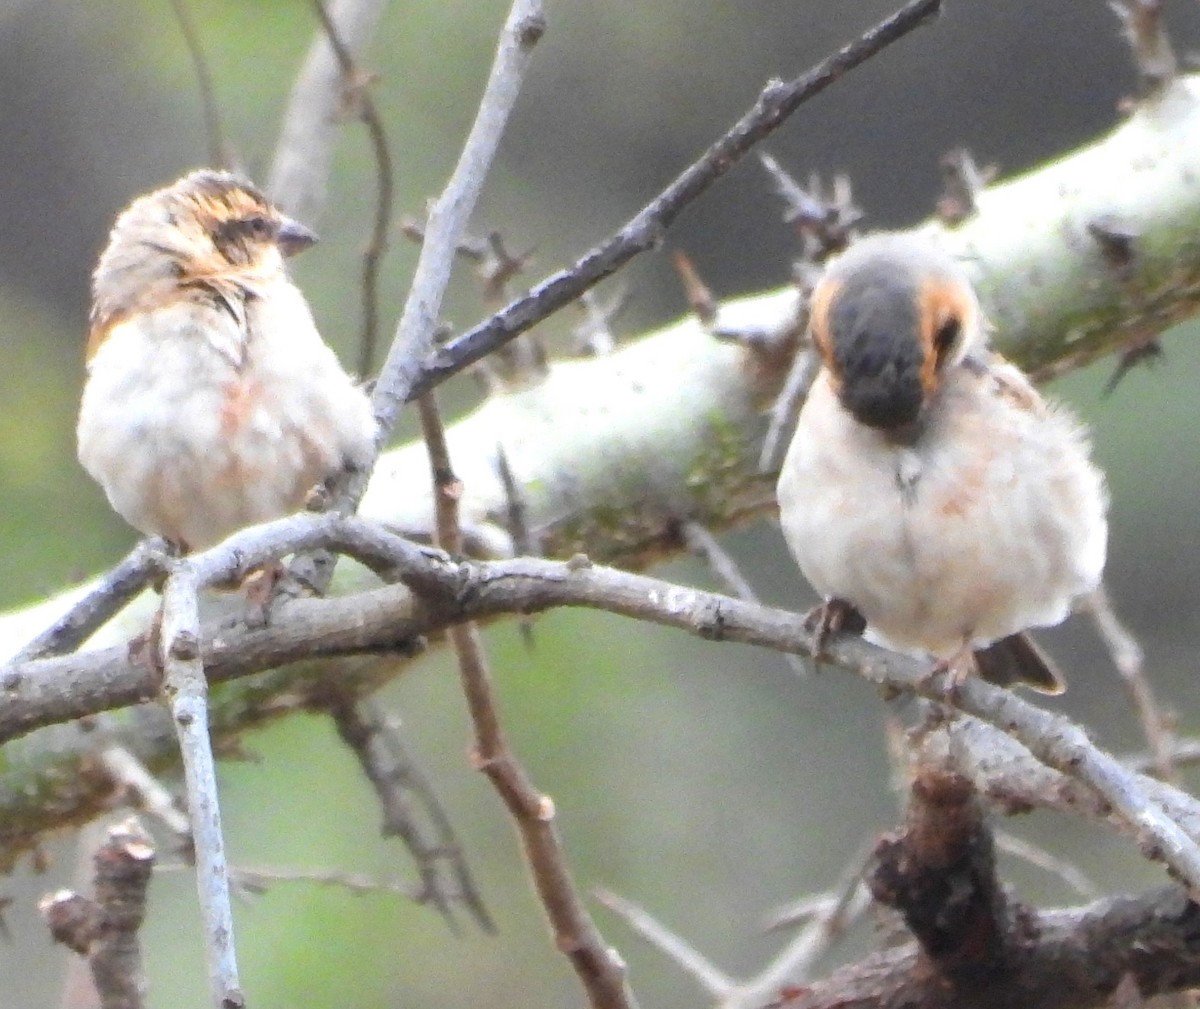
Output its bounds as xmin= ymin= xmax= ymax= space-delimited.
xmin=802 ymin=598 xmax=866 ymax=666
xmin=925 ymin=643 xmax=975 ymax=702
xmin=242 ymin=560 xmax=288 ymax=629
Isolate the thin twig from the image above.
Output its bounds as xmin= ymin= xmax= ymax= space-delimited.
xmin=160 ymin=564 xmax=243 ymax=1009
xmin=574 ymin=286 xmax=628 ymax=356
xmin=759 ymin=348 xmax=819 ymax=474
xmin=10 ymin=526 xmax=1200 ymax=902
xmin=310 ymin=0 xmax=395 ymax=378
xmin=368 ymin=0 xmax=547 ymax=456
xmin=231 ymin=865 xmax=420 ymax=899
xmin=1083 ymin=584 xmax=1176 ymax=781
xmin=1124 ymin=738 xmax=1200 ymax=773
xmin=994 ymin=830 xmax=1104 ymax=901
xmin=495 ymin=445 xmax=538 ymax=559
xmin=268 ymin=0 xmax=389 ymax=221
xmin=417 ymin=391 xmax=637 ymax=1009
xmin=328 ymin=695 xmax=494 ymax=932
xmin=594 ymin=887 xmax=735 ymax=998
xmin=1110 ymin=0 xmax=1177 ymax=97
xmin=168 ymin=0 xmax=231 ymax=168
xmin=727 ymin=846 xmax=874 ymax=1008
xmin=412 ymin=0 xmax=942 ymax=399
xmin=98 ymin=745 xmax=192 ymax=846
xmin=11 ymin=538 xmax=168 ymax=663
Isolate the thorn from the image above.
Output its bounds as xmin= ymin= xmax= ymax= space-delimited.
xmin=1110 ymin=0 xmax=1177 ymax=97
xmin=1088 ymin=214 xmax=1139 ymax=279
xmin=935 ymin=148 xmax=997 ymax=224
xmin=672 ymin=251 xmax=718 ymax=328
xmin=759 ymin=153 xmax=862 ymax=262
xmin=477 ymin=231 xmax=536 ymax=305
xmin=573 ymin=286 xmax=630 ymax=356
xmin=399 ymin=217 xmax=490 ymax=263
xmin=496 ymin=445 xmax=540 ymax=646
xmin=1104 ymin=338 xmax=1164 ymax=395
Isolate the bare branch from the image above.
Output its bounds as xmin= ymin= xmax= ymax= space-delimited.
xmin=780 ymin=884 xmax=1200 ymax=1008
xmin=309 ymin=0 xmax=395 ymax=378
xmin=160 ymin=567 xmax=243 ymax=1009
xmin=594 ymin=887 xmax=735 ymax=998
xmin=97 ymin=745 xmax=192 ymax=846
xmin=167 ymin=0 xmax=232 ymax=168
xmin=681 ymin=519 xmax=807 ymax=677
xmin=1083 ymin=584 xmax=1176 ymax=781
xmin=40 ymin=818 xmax=155 ymax=1009
xmin=327 ymin=696 xmax=493 ymax=932
xmin=417 ymin=387 xmax=637 ymax=1009
xmin=369 ymin=0 xmax=547 ymax=449
xmin=9 ymin=533 xmax=1200 ymax=906
xmin=759 ymin=349 xmax=818 ymax=474
xmin=267 ymin=0 xmax=389 ymax=221
xmin=994 ymin=830 xmax=1104 ymax=901
xmin=728 ymin=847 xmax=873 ymax=1008
xmin=414 ymin=0 xmax=941 ymax=397
xmin=12 ymin=538 xmax=168 ymax=663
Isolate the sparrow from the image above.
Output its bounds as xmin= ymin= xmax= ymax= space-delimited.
xmin=77 ymin=169 xmax=376 ymax=553
xmin=775 ymin=232 xmax=1108 ymax=692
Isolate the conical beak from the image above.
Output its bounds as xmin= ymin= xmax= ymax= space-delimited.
xmin=277 ymin=216 xmax=318 ymax=257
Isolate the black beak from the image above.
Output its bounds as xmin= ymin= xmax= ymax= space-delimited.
xmin=276 ymin=216 xmax=318 ymax=257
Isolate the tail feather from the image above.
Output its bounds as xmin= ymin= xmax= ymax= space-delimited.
xmin=973 ymin=632 xmax=1066 ymax=695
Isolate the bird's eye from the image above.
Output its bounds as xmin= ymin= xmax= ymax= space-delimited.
xmin=932 ymin=316 xmax=960 ymax=366
xmin=244 ymin=215 xmax=273 ymax=237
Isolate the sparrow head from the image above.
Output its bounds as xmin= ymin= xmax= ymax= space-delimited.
xmin=89 ymin=170 xmax=316 ymax=356
xmin=809 ymin=233 xmax=984 ymax=435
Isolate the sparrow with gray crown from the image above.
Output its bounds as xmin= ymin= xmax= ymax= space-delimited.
xmin=776 ymin=232 xmax=1108 ymax=692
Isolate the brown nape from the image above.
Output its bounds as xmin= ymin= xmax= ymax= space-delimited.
xmin=973 ymin=632 xmax=1066 ymax=694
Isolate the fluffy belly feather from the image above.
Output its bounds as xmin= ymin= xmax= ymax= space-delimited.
xmin=777 ymin=371 xmax=1106 ymax=658
xmin=78 ymin=312 xmax=373 ymax=549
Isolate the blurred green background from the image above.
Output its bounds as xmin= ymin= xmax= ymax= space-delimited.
xmin=3 ymin=1 xmax=1200 ymax=1007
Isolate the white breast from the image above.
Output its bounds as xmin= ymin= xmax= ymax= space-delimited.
xmin=776 ymin=361 xmax=1107 ymax=657
xmin=77 ymin=283 xmax=375 ymax=549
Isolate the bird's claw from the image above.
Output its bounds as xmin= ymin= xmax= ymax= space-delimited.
xmin=802 ymin=597 xmax=865 ymax=668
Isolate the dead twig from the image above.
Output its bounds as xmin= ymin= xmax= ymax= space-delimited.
xmin=328 ymin=695 xmax=493 ymax=932
xmin=168 ymin=0 xmax=232 ymax=168
xmin=160 ymin=564 xmax=243 ymax=1009
xmin=40 ymin=818 xmax=155 ymax=1009
xmin=1084 ymin=584 xmax=1175 ymax=782
xmin=417 ymin=390 xmax=637 ymax=1009
xmin=11 ymin=538 xmax=168 ymax=663
xmin=413 ymin=0 xmax=942 ymax=399
xmin=310 ymin=0 xmax=395 ymax=378
xmin=595 ymin=887 xmax=735 ymax=999
xmin=268 ymin=0 xmax=389 ymax=222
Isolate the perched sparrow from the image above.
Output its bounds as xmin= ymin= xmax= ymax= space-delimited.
xmin=78 ymin=169 xmax=376 ymax=552
xmin=776 ymin=233 xmax=1108 ymax=692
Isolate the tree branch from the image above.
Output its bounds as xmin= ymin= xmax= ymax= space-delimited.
xmin=411 ymin=0 xmax=942 ymax=396
xmin=267 ymin=0 xmax=389 ymax=222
